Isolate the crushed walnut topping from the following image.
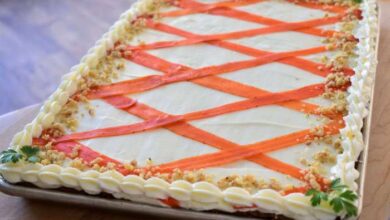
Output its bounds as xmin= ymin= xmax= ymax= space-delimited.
xmin=269 ymin=178 xmax=282 ymax=191
xmin=292 ymin=0 xmax=358 ymax=7
xmin=70 ymin=158 xmax=88 ymax=170
xmin=37 ymin=143 xmax=67 ymax=166
xmin=70 ymin=145 xmax=81 ymax=158
xmin=90 ymin=157 xmax=103 ymax=166
xmin=217 ymin=174 xmax=276 ymax=193
xmin=42 ymin=123 xmax=65 ymax=141
xmin=333 ymin=139 xmax=344 ymax=153
xmin=56 ymin=98 xmax=79 ymax=132
xmin=171 ymin=168 xmax=184 ymax=181
xmin=319 ymin=7 xmax=359 ymax=107
xmin=123 ymin=160 xmax=138 ymax=172
xmin=182 ymin=169 xmax=213 ymax=183
xmin=326 ymin=72 xmax=350 ymax=88
xmin=316 ymin=100 xmax=348 ymax=116
xmin=299 ymin=158 xmax=309 ymax=166
xmin=301 ymin=167 xmax=322 ymax=190
xmin=311 ymin=126 xmax=325 ymax=137
xmin=314 ymin=148 xmax=336 ymax=164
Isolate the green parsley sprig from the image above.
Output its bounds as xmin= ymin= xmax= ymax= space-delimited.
xmin=0 ymin=146 xmax=40 ymax=164
xmin=353 ymin=0 xmax=362 ymax=4
xmin=306 ymin=178 xmax=358 ymax=217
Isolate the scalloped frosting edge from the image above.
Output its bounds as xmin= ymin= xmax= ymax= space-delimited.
xmin=331 ymin=0 xmax=378 ymax=195
xmin=0 ymin=0 xmax=379 ymax=220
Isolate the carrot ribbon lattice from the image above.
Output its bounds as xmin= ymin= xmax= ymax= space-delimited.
xmin=59 ymin=83 xmax=325 ymax=143
xmin=55 ymin=115 xmax=184 ymax=143
xmin=88 ymin=46 xmax=329 ymax=99
xmin=50 ymin=0 xmax=354 ymax=182
xmin=154 ymin=120 xmax=344 ymax=172
xmin=90 ymin=50 xmax=327 ymax=117
xmin=127 ymin=15 xmax=343 ymax=52
xmin=143 ymin=20 xmax=354 ymax=77
xmin=104 ymin=95 xmax=305 ymax=180
xmin=164 ymin=0 xmax=347 ymax=35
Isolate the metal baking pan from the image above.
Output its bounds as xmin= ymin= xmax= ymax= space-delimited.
xmin=0 ymin=178 xmax=260 ymax=220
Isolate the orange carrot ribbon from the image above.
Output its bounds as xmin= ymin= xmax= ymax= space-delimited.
xmin=155 ymin=120 xmax=343 ymax=172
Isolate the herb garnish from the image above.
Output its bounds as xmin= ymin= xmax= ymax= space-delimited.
xmin=306 ymin=178 xmax=358 ymax=217
xmin=0 ymin=146 xmax=40 ymax=164
xmin=353 ymin=0 xmax=362 ymax=3
xmin=0 ymin=149 xmax=23 ymax=163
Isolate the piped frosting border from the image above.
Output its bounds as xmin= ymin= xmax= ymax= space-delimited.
xmin=331 ymin=0 xmax=378 ymax=191
xmin=0 ymin=0 xmax=379 ymax=219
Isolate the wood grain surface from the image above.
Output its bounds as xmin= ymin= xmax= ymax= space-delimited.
xmin=0 ymin=0 xmax=135 ymax=115
xmin=0 ymin=0 xmax=389 ymax=219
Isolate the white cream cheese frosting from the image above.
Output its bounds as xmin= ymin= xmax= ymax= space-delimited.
xmin=1 ymin=0 xmax=379 ymax=219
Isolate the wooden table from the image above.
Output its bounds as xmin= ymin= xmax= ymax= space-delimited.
xmin=0 ymin=0 xmax=133 ymax=115
xmin=0 ymin=0 xmax=389 ymax=219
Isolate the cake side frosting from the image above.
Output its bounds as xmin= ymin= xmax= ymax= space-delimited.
xmin=332 ymin=0 xmax=378 ymax=192
xmin=0 ymin=0 xmax=378 ymax=219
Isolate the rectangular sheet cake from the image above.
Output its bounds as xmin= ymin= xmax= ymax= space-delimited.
xmin=0 ymin=0 xmax=378 ymax=219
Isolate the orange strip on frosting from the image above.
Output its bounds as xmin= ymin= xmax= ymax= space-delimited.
xmin=162 ymin=0 xmax=264 ymax=17
xmin=55 ymin=115 xmax=183 ymax=143
xmin=88 ymin=45 xmax=329 ymax=99
xmin=285 ymin=0 xmax=347 ymax=14
xmin=53 ymin=141 xmax=136 ymax=175
xmin=104 ymin=96 xmax=305 ymax=180
xmin=54 ymin=141 xmax=122 ymax=166
xmin=104 ymin=49 xmax=329 ymax=118
xmin=63 ymin=83 xmax=324 ymax=143
xmin=148 ymin=21 xmax=354 ymax=78
xmin=130 ymin=15 xmax=342 ymax=51
xmin=192 ymin=76 xmax=320 ymax=113
xmin=155 ymin=120 xmax=344 ymax=172
xmin=48 ymin=0 xmax=353 ymax=184
xmin=183 ymin=83 xmax=325 ymax=120
xmin=164 ymin=0 xmax=343 ymax=37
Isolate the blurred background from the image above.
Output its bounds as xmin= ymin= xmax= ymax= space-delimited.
xmin=0 ymin=0 xmax=135 ymax=115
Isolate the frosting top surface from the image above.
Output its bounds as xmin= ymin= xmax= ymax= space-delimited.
xmin=60 ymin=0 xmax=353 ymax=187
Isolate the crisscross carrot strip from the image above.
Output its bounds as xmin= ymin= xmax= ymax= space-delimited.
xmin=88 ymin=46 xmax=328 ymax=99
xmin=183 ymin=83 xmax=325 ymax=120
xmin=54 ymin=141 xmax=121 ymax=165
xmin=155 ymin=120 xmax=344 ymax=172
xmin=106 ymin=48 xmax=332 ymax=118
xmin=55 ymin=115 xmax=183 ymax=143
xmin=49 ymin=0 xmax=354 ymax=182
xmin=92 ymin=49 xmax=327 ymax=118
xmin=191 ymin=76 xmax=330 ymax=117
xmin=162 ymin=0 xmax=265 ymax=17
xmin=32 ymin=137 xmax=137 ymax=175
xmin=148 ymin=21 xmax=354 ymax=77
xmin=61 ymin=83 xmax=324 ymax=143
xmin=164 ymin=0 xmax=344 ymax=37
xmin=285 ymin=0 xmax=347 ymax=14
xmin=129 ymin=15 xmax=342 ymax=52
xmin=104 ymin=95 xmax=304 ymax=180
